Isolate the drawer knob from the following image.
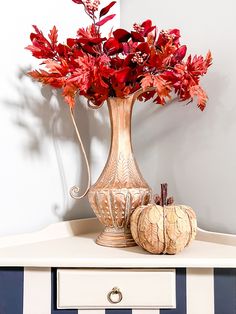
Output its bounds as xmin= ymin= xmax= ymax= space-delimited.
xmin=107 ymin=287 xmax=123 ymax=304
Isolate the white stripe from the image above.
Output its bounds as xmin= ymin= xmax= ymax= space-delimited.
xmin=78 ymin=311 xmax=105 ymax=314
xmin=23 ymin=267 xmax=51 ymax=314
xmin=187 ymin=268 xmax=214 ymax=314
xmin=133 ymin=310 xmax=160 ymax=314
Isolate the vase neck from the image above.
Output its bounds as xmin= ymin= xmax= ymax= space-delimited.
xmin=91 ymin=95 xmax=150 ymax=189
xmin=107 ymin=96 xmax=134 ymax=157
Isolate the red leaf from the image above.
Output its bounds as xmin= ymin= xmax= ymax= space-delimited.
xmin=100 ymin=1 xmax=116 ymax=18
xmin=141 ymin=19 xmax=152 ymax=30
xmin=48 ymin=26 xmax=58 ymax=49
xmin=82 ymin=44 xmax=97 ymax=56
xmin=140 ymin=20 xmax=156 ymax=36
xmin=26 ymin=25 xmax=55 ymax=59
xmin=169 ymin=29 xmax=181 ymax=44
xmin=72 ymin=0 xmax=84 ymax=4
xmin=131 ymin=31 xmax=144 ymax=42
xmin=110 ymin=57 xmax=123 ymax=68
xmin=66 ymin=38 xmax=77 ymax=47
xmin=113 ymin=29 xmax=131 ymax=42
xmin=30 ymin=25 xmax=50 ymax=45
xmin=96 ymin=14 xmax=116 ymax=26
xmin=141 ymin=74 xmax=153 ymax=90
xmin=145 ymin=26 xmax=156 ymax=35
xmin=136 ymin=42 xmax=150 ymax=54
xmin=114 ymin=67 xmax=130 ymax=83
xmin=173 ymin=45 xmax=187 ymax=62
xmin=190 ymin=85 xmax=208 ymax=111
xmin=78 ymin=37 xmax=105 ymax=45
xmin=103 ymin=37 xmax=122 ymax=55
xmin=28 ymin=69 xmax=65 ymax=88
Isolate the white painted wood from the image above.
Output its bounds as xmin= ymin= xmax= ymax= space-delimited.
xmin=133 ymin=310 xmax=160 ymax=314
xmin=23 ymin=268 xmax=51 ymax=314
xmin=196 ymin=227 xmax=236 ymax=246
xmin=0 ymin=219 xmax=236 ymax=267
xmin=79 ymin=311 xmax=105 ymax=314
xmin=0 ymin=218 xmax=102 ymax=249
xmin=57 ymin=269 xmax=176 ymax=309
xmin=187 ymin=268 xmax=214 ymax=314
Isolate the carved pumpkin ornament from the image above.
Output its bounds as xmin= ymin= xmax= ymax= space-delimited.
xmin=130 ymin=184 xmax=197 ymax=254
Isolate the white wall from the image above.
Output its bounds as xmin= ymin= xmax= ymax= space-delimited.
xmin=121 ymin=0 xmax=236 ymax=234
xmin=0 ymin=0 xmax=119 ymax=236
xmin=0 ymin=0 xmax=235 ymax=237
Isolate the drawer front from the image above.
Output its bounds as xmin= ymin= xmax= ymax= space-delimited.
xmin=57 ymin=269 xmax=176 ymax=309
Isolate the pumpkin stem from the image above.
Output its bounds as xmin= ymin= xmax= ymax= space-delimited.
xmin=154 ymin=183 xmax=174 ymax=205
xmin=161 ymin=183 xmax=168 ymax=206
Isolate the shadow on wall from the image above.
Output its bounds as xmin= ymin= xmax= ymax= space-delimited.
xmin=131 ymin=96 xmax=203 ymax=198
xmin=3 ymin=66 xmax=110 ymax=222
xmin=132 ymin=71 xmax=236 ymax=234
xmin=5 ymin=66 xmax=236 ymax=234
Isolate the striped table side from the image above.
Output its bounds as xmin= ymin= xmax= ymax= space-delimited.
xmin=0 ymin=268 xmax=235 ymax=314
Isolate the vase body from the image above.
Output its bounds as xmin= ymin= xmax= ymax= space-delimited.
xmin=88 ymin=95 xmax=152 ymax=247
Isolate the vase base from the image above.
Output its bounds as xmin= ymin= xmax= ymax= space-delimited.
xmin=96 ymin=227 xmax=137 ymax=248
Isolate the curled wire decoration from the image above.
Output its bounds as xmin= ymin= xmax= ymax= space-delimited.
xmin=69 ymin=107 xmax=91 ymax=200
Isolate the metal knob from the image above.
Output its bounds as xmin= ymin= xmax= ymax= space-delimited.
xmin=107 ymin=287 xmax=123 ymax=304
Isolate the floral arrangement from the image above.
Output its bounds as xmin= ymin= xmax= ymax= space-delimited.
xmin=26 ymin=0 xmax=212 ymax=110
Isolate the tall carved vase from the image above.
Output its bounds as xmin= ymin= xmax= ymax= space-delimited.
xmin=88 ymin=94 xmax=152 ymax=248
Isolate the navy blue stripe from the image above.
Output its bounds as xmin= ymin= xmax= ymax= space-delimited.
xmin=0 ymin=267 xmax=23 ymax=314
xmin=160 ymin=268 xmax=186 ymax=314
xmin=51 ymin=268 xmax=77 ymax=314
xmin=106 ymin=310 xmax=132 ymax=314
xmin=214 ymin=268 xmax=236 ymax=314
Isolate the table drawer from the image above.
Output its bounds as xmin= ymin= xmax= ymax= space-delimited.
xmin=57 ymin=269 xmax=176 ymax=309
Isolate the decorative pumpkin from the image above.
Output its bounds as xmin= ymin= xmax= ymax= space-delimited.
xmin=130 ymin=184 xmax=197 ymax=254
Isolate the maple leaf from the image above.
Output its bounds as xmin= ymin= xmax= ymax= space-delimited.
xmin=26 ymin=25 xmax=56 ymax=59
xmin=48 ymin=26 xmax=58 ymax=49
xmin=28 ymin=69 xmax=65 ymax=88
xmin=141 ymin=74 xmax=154 ymax=90
xmin=44 ymin=58 xmax=69 ymax=76
xmin=67 ymin=56 xmax=93 ymax=92
xmin=62 ymin=83 xmax=78 ymax=108
xmin=141 ymin=74 xmax=171 ymax=104
xmin=189 ymin=85 xmax=208 ymax=111
xmin=204 ymin=50 xmax=213 ymax=70
xmin=153 ymin=76 xmax=171 ymax=99
xmin=186 ymin=51 xmax=212 ymax=77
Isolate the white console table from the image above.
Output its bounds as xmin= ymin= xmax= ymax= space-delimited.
xmin=0 ymin=218 xmax=235 ymax=314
